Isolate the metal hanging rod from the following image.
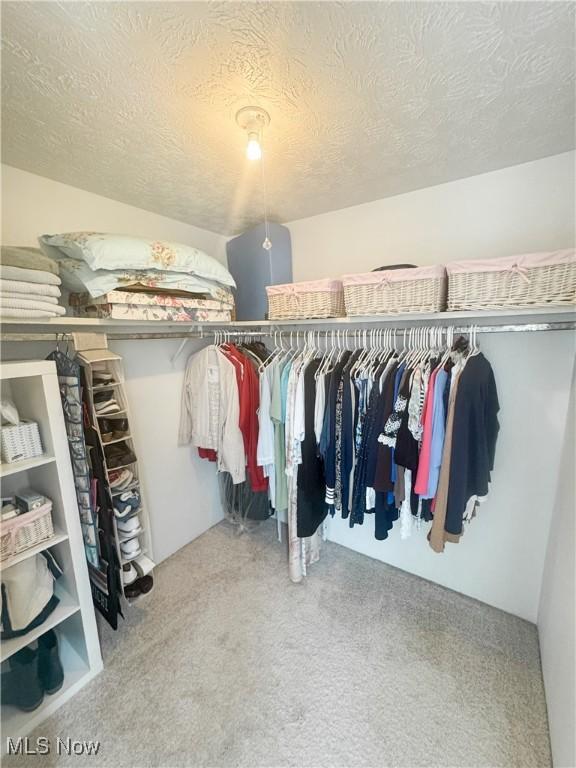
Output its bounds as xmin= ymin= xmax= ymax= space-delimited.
xmin=1 ymin=321 xmax=574 ymax=343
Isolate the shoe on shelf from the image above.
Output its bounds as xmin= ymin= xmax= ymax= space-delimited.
xmin=124 ymin=574 xmax=154 ymax=600
xmin=117 ymin=515 xmax=142 ymax=537
xmin=38 ymin=630 xmax=64 ymax=695
xmin=95 ymin=400 xmax=120 ymax=415
xmin=6 ymin=647 xmax=44 ymax=711
xmin=94 ymin=390 xmax=114 ymax=404
xmin=134 ymin=554 xmax=155 ymax=578
xmin=105 ymin=442 xmax=137 ymax=469
xmin=120 ymin=537 xmax=141 ymax=559
xmin=122 ymin=562 xmax=138 ymax=586
xmin=109 ymin=468 xmax=134 ymax=490
xmin=101 ymin=417 xmax=129 ymax=433
xmin=114 ymin=489 xmax=141 ymax=518
xmin=92 ymin=370 xmax=114 ymax=383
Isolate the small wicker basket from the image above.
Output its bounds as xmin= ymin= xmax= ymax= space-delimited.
xmin=267 ymin=279 xmax=345 ymax=320
xmin=0 ymin=420 xmax=43 ymax=464
xmin=446 ymin=250 xmax=576 ymax=311
xmin=342 ymin=265 xmax=447 ymax=315
xmin=0 ymin=501 xmax=54 ymax=563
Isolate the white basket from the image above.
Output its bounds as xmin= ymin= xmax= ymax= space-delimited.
xmin=447 ymin=250 xmax=576 ymax=311
xmin=1 ymin=420 xmax=43 ymax=463
xmin=342 ymin=266 xmax=447 ymax=315
xmin=266 ymin=279 xmax=345 ymax=320
xmin=0 ymin=501 xmax=54 ymax=563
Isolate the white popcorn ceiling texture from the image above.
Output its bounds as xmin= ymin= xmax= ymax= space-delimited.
xmin=2 ymin=1 xmax=574 ymax=235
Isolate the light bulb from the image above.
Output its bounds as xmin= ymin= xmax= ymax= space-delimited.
xmin=246 ymin=133 xmax=262 ymax=161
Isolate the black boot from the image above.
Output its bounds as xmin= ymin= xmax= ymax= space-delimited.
xmin=38 ymin=630 xmax=64 ymax=695
xmin=7 ymin=647 xmax=44 ymax=711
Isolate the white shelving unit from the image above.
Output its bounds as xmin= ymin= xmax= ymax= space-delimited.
xmin=76 ymin=346 xmax=155 ymax=603
xmin=0 ymin=360 xmax=103 ymax=750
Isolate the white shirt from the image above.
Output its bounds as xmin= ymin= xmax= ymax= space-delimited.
xmin=314 ymin=371 xmax=326 ymax=446
xmin=179 ymin=345 xmax=245 ymax=484
xmin=257 ymin=364 xmax=276 ymax=506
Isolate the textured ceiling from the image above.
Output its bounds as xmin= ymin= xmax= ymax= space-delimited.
xmin=2 ymin=2 xmax=575 ymax=235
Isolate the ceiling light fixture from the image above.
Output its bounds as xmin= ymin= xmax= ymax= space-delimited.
xmin=235 ymin=106 xmax=270 ymax=161
xmin=235 ymin=106 xmax=273 ymax=252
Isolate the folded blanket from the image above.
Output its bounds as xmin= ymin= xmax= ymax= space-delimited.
xmin=0 ymin=265 xmax=61 ymax=286
xmin=1 ymin=296 xmax=66 ymax=315
xmin=1 ymin=246 xmax=59 ymax=276
xmin=0 ymin=278 xmax=61 ymax=298
xmin=0 ymin=308 xmax=65 ymax=318
xmin=1 ymin=292 xmax=58 ymax=305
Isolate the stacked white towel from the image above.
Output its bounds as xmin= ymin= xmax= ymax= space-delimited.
xmin=1 ymin=251 xmax=66 ymax=318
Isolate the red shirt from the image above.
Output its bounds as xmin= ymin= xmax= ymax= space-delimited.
xmin=220 ymin=345 xmax=268 ymax=493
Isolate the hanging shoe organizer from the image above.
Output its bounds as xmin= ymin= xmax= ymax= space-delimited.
xmin=75 ymin=335 xmax=155 ymax=603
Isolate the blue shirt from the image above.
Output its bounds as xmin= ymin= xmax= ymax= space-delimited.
xmin=424 ymin=368 xmax=449 ymax=499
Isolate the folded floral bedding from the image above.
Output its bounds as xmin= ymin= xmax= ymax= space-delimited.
xmin=73 ymin=303 xmax=232 ymax=323
xmin=51 ymin=256 xmax=234 ymax=301
xmin=70 ymin=289 xmax=232 ymax=311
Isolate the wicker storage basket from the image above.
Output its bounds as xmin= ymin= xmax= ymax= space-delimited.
xmin=0 ymin=501 xmax=54 ymax=563
xmin=0 ymin=420 xmax=43 ymax=464
xmin=447 ymin=250 xmax=576 ymax=311
xmin=266 ymin=279 xmax=345 ymax=320
xmin=342 ymin=265 xmax=447 ymax=315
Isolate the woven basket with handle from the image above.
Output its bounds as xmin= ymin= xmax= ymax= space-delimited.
xmin=266 ymin=278 xmax=345 ymax=320
xmin=446 ymin=250 xmax=576 ymax=311
xmin=343 ymin=265 xmax=447 ymax=315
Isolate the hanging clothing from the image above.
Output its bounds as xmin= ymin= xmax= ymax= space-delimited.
xmin=270 ymin=361 xmax=288 ymax=512
xmin=179 ymin=345 xmax=245 ymax=484
xmin=444 ymin=353 xmax=500 ymax=538
xmin=257 ymin=363 xmax=276 ymax=506
xmin=423 ymin=367 xmax=449 ymax=499
xmin=285 ymin=357 xmax=322 ymax=582
xmin=221 ymin=344 xmax=268 ymax=493
xmin=297 ymin=358 xmax=327 ymax=538
xmin=428 ymin=364 xmax=464 ymax=552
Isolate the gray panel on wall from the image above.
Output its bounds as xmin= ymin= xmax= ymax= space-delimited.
xmin=226 ymin=223 xmax=292 ymax=320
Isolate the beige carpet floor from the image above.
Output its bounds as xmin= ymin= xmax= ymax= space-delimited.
xmin=4 ymin=520 xmax=551 ymax=768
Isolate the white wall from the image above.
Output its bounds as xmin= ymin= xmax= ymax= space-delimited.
xmin=1 ymin=165 xmax=229 ymax=563
xmin=288 ymin=152 xmax=575 ymax=279
xmin=538 ymin=364 xmax=576 ymax=768
xmin=325 ymin=332 xmax=574 ymax=623
xmin=1 ymin=165 xmax=228 ymax=262
xmin=110 ymin=339 xmax=224 ymax=563
xmin=287 ymin=152 xmax=576 ymax=623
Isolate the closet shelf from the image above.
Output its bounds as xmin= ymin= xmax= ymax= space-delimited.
xmin=0 ymin=585 xmax=79 ymax=663
xmin=102 ymin=434 xmax=132 ymax=446
xmin=1 ymin=305 xmax=574 ymax=339
xmin=0 ymin=454 xmax=56 ymax=478
xmin=1 ymin=529 xmax=68 ymax=570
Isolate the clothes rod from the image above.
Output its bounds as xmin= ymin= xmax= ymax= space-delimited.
xmin=1 ymin=321 xmax=575 ymax=343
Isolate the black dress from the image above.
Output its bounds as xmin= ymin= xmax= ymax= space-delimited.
xmin=297 ymin=359 xmax=328 ymax=538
